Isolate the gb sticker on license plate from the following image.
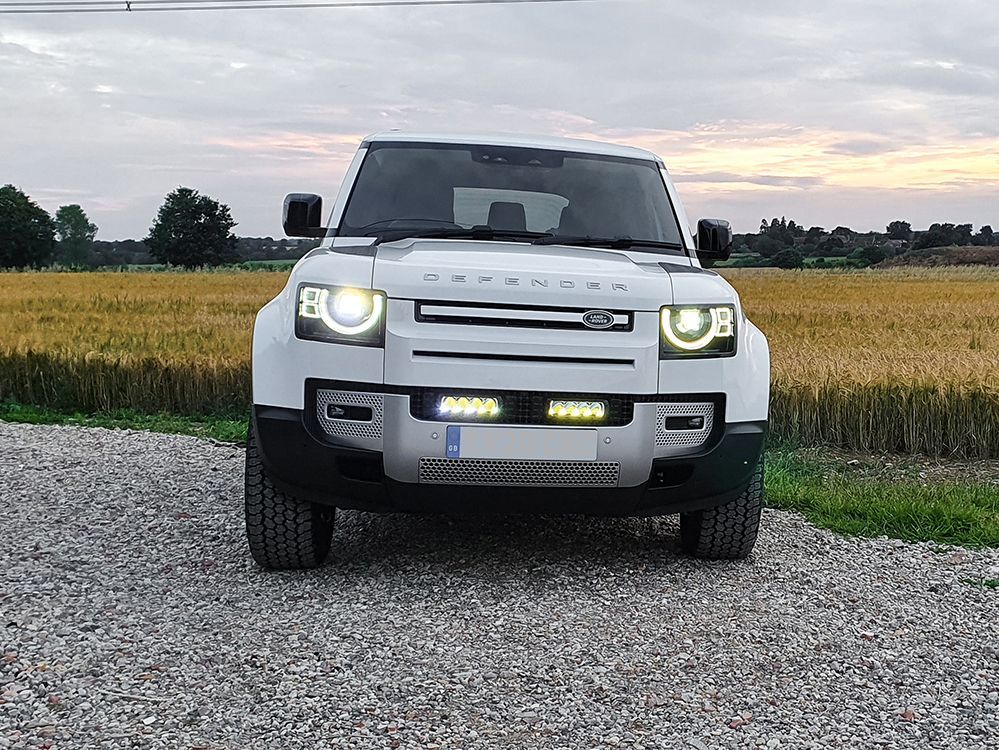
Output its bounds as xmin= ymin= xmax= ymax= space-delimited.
xmin=446 ymin=425 xmax=461 ymax=458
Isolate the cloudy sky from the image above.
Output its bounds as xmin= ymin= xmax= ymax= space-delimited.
xmin=2 ymin=0 xmax=998 ymax=239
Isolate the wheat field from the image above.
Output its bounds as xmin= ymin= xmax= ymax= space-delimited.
xmin=0 ymin=268 xmax=996 ymax=457
xmin=726 ymin=268 xmax=999 ymax=457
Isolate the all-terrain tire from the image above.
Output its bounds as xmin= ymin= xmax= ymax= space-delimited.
xmin=244 ymin=424 xmax=334 ymax=570
xmin=679 ymin=461 xmax=764 ymax=560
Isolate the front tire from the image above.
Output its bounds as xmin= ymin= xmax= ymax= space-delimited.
xmin=680 ymin=461 xmax=764 ymax=560
xmin=244 ymin=424 xmax=334 ymax=570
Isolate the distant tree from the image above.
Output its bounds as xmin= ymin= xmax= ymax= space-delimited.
xmin=831 ymin=226 xmax=854 ymax=238
xmin=772 ymin=248 xmax=805 ymax=269
xmin=145 ymin=187 xmax=238 ymax=267
xmin=90 ymin=239 xmax=154 ymax=267
xmin=731 ymin=234 xmax=752 ymax=254
xmin=786 ymin=219 xmax=805 ymax=238
xmin=754 ymin=235 xmax=785 ymax=258
xmin=818 ymin=236 xmax=848 ymax=256
xmin=849 ymin=245 xmax=888 ymax=266
xmin=759 ymin=217 xmax=796 ymax=247
xmin=886 ymin=220 xmax=912 ymax=241
xmin=54 ymin=204 xmax=98 ymax=266
xmin=0 ymin=184 xmax=56 ymax=268
xmin=878 ymin=242 xmax=899 ymax=259
xmin=913 ymin=222 xmax=974 ymax=250
xmin=972 ymin=225 xmax=996 ymax=246
xmin=805 ymin=226 xmax=827 ymax=244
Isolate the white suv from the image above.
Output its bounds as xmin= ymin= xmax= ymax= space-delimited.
xmin=246 ymin=133 xmax=770 ymax=569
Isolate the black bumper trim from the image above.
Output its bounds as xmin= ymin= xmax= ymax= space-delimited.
xmin=252 ymin=406 xmax=767 ymax=517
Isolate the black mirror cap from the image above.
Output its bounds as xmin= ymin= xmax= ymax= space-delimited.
xmin=283 ymin=193 xmax=327 ymax=238
xmin=696 ymin=219 xmax=733 ymax=261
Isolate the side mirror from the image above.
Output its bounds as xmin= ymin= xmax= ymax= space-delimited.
xmin=696 ymin=219 xmax=733 ymax=261
xmin=283 ymin=193 xmax=327 ymax=238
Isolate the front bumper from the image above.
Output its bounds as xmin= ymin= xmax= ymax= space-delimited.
xmin=251 ymin=394 xmax=767 ymax=516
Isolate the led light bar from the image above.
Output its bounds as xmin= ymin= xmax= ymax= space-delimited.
xmin=438 ymin=396 xmax=500 ymax=419
xmin=548 ymin=400 xmax=608 ymax=420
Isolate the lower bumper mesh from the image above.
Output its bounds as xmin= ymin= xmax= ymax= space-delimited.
xmin=655 ymin=402 xmax=714 ymax=448
xmin=419 ymin=458 xmax=620 ymax=487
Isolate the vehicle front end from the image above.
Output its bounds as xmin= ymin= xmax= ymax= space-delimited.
xmin=245 ymin=134 xmax=770 ymax=569
xmin=252 ymin=247 xmax=768 ymax=517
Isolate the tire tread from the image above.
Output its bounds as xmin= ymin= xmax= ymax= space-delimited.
xmin=244 ymin=424 xmax=333 ymax=570
xmin=680 ymin=461 xmax=764 ymax=560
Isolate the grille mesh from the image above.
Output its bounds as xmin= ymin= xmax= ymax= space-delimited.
xmin=655 ymin=402 xmax=714 ymax=448
xmin=316 ymin=390 xmax=384 ymax=442
xmin=419 ymin=458 xmax=620 ymax=487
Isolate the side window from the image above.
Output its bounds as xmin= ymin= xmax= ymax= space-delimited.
xmin=453 ymin=188 xmax=569 ymax=233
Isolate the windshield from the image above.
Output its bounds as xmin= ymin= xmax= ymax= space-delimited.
xmin=339 ymin=142 xmax=686 ymax=253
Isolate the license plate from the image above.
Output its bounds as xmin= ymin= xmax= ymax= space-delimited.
xmin=446 ymin=425 xmax=598 ymax=461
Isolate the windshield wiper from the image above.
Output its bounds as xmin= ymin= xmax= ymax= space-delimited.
xmin=356 ymin=218 xmax=464 ymax=232
xmin=625 ymin=239 xmax=685 ymax=250
xmin=533 ymin=235 xmax=685 ymax=251
xmin=533 ymin=235 xmax=634 ymax=249
xmin=371 ymin=226 xmax=553 ymax=245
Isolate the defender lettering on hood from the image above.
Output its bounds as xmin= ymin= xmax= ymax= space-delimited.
xmin=422 ymin=273 xmax=630 ymax=293
xmin=369 ymin=240 xmax=675 ymax=310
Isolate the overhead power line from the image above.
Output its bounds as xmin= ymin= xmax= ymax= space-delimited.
xmin=0 ymin=0 xmax=597 ymax=13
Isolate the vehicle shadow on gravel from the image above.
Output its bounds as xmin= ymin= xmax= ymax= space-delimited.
xmin=320 ymin=510 xmax=698 ymax=572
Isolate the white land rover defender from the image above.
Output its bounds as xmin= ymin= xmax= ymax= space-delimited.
xmin=246 ymin=133 xmax=770 ymax=569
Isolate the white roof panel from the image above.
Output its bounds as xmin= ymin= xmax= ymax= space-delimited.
xmin=363 ymin=131 xmax=661 ymax=162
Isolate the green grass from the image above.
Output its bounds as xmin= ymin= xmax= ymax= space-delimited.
xmin=962 ymin=578 xmax=999 ymax=589
xmin=766 ymin=444 xmax=999 ymax=548
xmin=0 ymin=402 xmax=247 ymax=443
xmin=2 ymin=403 xmax=997 ymax=549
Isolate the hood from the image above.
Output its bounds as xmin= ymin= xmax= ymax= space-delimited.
xmin=657 ymin=262 xmax=741 ymax=307
xmin=370 ymin=239 xmax=680 ymax=311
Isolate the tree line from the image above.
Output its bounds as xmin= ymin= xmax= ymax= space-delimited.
xmin=733 ymin=217 xmax=998 ymax=269
xmin=0 ymin=185 xmax=317 ymax=269
xmin=2 ymin=183 xmax=995 ymax=270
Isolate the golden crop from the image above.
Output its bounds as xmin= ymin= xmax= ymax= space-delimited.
xmin=0 ymin=272 xmax=283 ymax=415
xmin=723 ymin=267 xmax=999 ymax=457
xmin=0 ymin=268 xmax=996 ymax=456
xmin=726 ymin=267 xmax=999 ymax=388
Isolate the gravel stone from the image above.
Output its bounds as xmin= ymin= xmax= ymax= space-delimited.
xmin=1 ymin=421 xmax=997 ymax=749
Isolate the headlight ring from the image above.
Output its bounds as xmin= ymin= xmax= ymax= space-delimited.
xmin=661 ymin=305 xmax=736 ymax=355
xmin=297 ymin=284 xmax=386 ymax=345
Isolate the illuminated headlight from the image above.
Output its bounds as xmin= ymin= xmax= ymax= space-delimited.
xmin=438 ymin=396 xmax=501 ymax=420
xmin=661 ymin=305 xmax=736 ymax=356
xmin=297 ymin=284 xmax=385 ymax=345
xmin=548 ymin=400 xmax=607 ymax=420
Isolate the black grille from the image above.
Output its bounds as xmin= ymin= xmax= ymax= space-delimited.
xmin=411 ymin=388 xmax=636 ymax=426
xmin=415 ymin=300 xmax=633 ymax=332
xmin=305 ymin=379 xmax=725 ymax=430
xmin=409 ymin=388 xmax=725 ymax=428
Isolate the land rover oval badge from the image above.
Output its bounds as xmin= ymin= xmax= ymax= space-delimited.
xmin=582 ymin=310 xmax=615 ymax=329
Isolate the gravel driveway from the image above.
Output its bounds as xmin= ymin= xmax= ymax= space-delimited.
xmin=1 ymin=422 xmax=997 ymax=749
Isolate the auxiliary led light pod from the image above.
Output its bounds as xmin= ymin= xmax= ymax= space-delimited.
xmin=548 ymin=401 xmax=608 ymax=420
xmin=439 ymin=396 xmax=501 ymax=419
